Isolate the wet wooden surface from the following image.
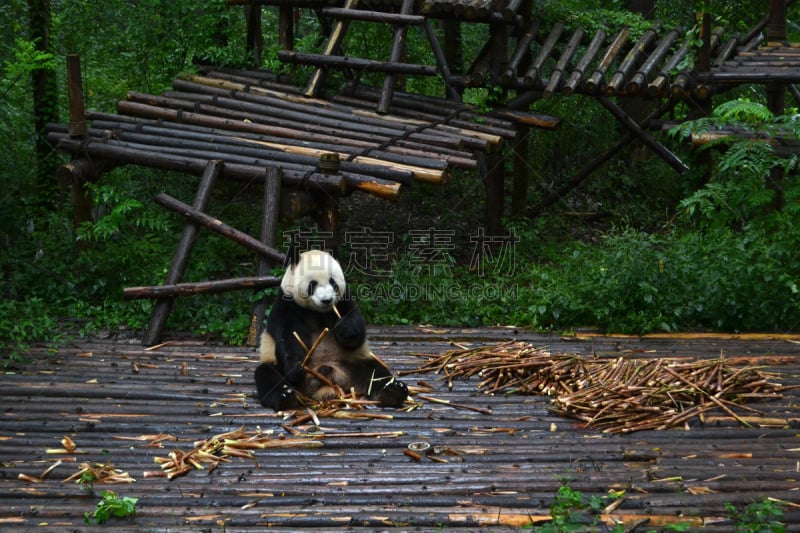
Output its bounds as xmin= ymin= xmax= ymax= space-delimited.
xmin=2 ymin=326 xmax=800 ymax=531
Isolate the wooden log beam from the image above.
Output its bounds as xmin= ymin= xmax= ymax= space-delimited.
xmin=606 ymin=28 xmax=658 ymax=96
xmin=280 ymin=50 xmax=439 ymax=76
xmin=528 ymin=99 xmax=677 ymax=217
xmin=528 ymin=131 xmax=636 ymax=218
xmin=544 ymin=28 xmax=584 ymax=96
xmin=125 ymin=275 xmax=282 ymax=300
xmin=95 ymin=106 xmax=450 ymax=177
xmin=500 ymin=19 xmax=540 ymax=85
xmin=522 ymin=22 xmax=564 ymax=87
xmin=143 ymin=160 xmax=222 ymax=345
xmin=597 ymin=96 xmax=688 ymax=174
xmin=148 ymin=81 xmax=471 ymax=151
xmin=115 ymin=98 xmax=384 ymax=150
xmin=563 ymin=30 xmax=606 ymax=96
xmin=647 ymin=37 xmax=692 ymax=97
xmin=47 ymin=132 xmax=347 ymax=195
xmin=153 ymin=192 xmax=286 ymax=263
xmin=585 ymin=27 xmax=630 ymax=93
xmin=73 ymin=122 xmax=417 ymax=185
xmin=320 ymin=7 xmax=424 ymax=25
xmin=626 ymin=29 xmax=679 ymax=95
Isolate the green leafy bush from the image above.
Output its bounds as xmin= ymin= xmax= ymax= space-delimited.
xmin=84 ymin=490 xmax=138 ymax=525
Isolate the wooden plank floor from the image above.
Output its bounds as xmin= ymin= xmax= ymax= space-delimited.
xmin=2 ymin=326 xmax=800 ymax=531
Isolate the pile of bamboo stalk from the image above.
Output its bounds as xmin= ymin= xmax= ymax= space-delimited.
xmin=146 ymin=427 xmax=321 ymax=480
xmin=409 ymin=341 xmax=787 ymax=433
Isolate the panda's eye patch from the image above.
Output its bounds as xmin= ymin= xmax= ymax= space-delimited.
xmin=308 ymin=280 xmax=318 ymax=294
xmin=329 ymin=278 xmax=339 ymax=293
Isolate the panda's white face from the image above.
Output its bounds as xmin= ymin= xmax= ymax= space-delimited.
xmin=282 ymin=250 xmax=346 ymax=312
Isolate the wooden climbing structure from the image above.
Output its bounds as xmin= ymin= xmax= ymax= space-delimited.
xmin=47 ymin=0 xmax=800 ymax=344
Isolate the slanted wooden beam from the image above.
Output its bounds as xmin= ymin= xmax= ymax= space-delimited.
xmin=304 ymin=0 xmax=357 ymax=97
xmin=153 ymin=192 xmax=286 ymax=263
xmin=143 ymin=160 xmax=222 ymax=346
xmin=528 ymin=99 xmax=677 ymax=218
xmin=423 ymin=19 xmax=462 ymax=101
xmin=597 ymin=96 xmax=687 ymax=174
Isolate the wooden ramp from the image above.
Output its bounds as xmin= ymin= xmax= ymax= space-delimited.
xmin=2 ymin=327 xmax=800 ymax=530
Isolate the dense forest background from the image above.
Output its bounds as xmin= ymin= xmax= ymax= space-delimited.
xmin=2 ymin=0 xmax=800 ymax=359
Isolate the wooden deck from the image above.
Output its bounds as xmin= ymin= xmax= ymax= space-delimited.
xmin=2 ymin=326 xmax=800 ymax=531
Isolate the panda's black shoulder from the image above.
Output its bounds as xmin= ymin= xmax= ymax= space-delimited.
xmin=267 ymin=288 xmax=303 ymax=320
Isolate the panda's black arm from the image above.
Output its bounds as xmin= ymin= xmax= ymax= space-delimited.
xmin=330 ymin=290 xmax=366 ymax=349
xmin=266 ymin=297 xmax=317 ymax=381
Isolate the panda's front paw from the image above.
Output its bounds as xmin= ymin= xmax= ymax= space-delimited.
xmin=333 ymin=317 xmax=365 ymax=349
xmin=275 ymin=384 xmax=298 ymax=410
xmin=377 ymin=378 xmax=408 ymax=408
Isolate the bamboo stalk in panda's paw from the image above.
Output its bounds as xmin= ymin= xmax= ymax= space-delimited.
xmin=301 ymin=364 xmax=345 ymax=398
xmin=297 ymin=327 xmax=330 ymax=368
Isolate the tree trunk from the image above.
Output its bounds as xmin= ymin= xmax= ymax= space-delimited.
xmin=28 ymin=0 xmax=60 ymax=211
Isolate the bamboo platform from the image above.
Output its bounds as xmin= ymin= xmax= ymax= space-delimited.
xmin=2 ymin=326 xmax=800 ymax=531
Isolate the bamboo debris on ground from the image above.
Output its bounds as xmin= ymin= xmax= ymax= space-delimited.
xmin=63 ymin=461 xmax=136 ymax=484
xmin=146 ymin=427 xmax=322 ymax=480
xmin=408 ymin=341 xmax=788 ymax=433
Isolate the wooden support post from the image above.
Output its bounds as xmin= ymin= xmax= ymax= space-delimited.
xmin=314 ymin=194 xmax=341 ymax=252
xmin=482 ymin=151 xmax=505 ymax=236
xmin=278 ymin=5 xmax=294 ymax=50
xmin=65 ymin=54 xmax=92 ymax=238
xmin=244 ymin=4 xmax=263 ymax=66
xmin=305 ymin=0 xmax=357 ymax=97
xmin=510 ymin=125 xmax=529 ymax=216
xmin=442 ymin=19 xmax=462 ymax=99
xmin=767 ymin=0 xmax=787 ymax=43
xmin=143 ymin=160 xmax=223 ymax=346
xmin=766 ymin=0 xmax=786 ymax=209
xmin=766 ymin=82 xmax=786 ymax=209
xmin=247 ymin=167 xmax=282 ymax=346
xmin=378 ymin=0 xmax=415 ymax=114
xmin=30 ymin=0 xmax=59 ymax=212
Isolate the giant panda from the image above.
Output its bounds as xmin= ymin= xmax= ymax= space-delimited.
xmin=254 ymin=249 xmax=408 ymax=411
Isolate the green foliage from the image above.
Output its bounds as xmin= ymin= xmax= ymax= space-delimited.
xmin=0 ymin=36 xmax=58 ymax=238
xmin=1 ymin=37 xmax=58 ymax=99
xmin=0 ymin=299 xmax=62 ymax=365
xmin=84 ymin=490 xmax=138 ymax=525
xmin=3 ymin=0 xmax=800 ymax=359
xmin=52 ymin=0 xmax=247 ymax=109
xmin=725 ymin=499 xmax=785 ymax=533
xmin=670 ymin=99 xmax=800 ymax=231
xmin=532 ymin=477 xmax=623 ymax=532
xmin=539 ymin=0 xmax=650 ymax=36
